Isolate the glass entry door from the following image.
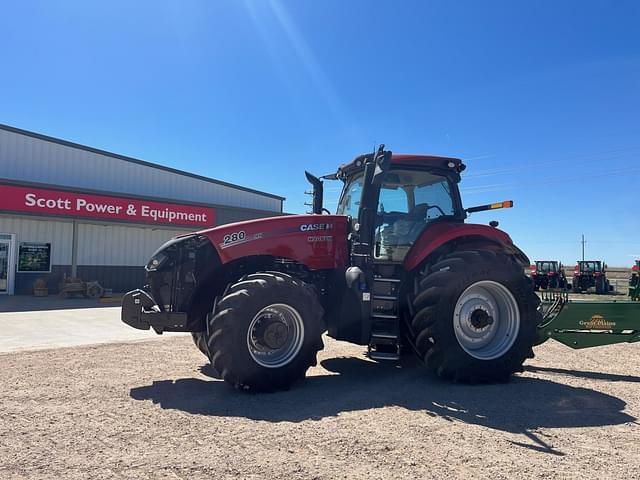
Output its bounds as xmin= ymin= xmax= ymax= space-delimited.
xmin=0 ymin=234 xmax=15 ymax=295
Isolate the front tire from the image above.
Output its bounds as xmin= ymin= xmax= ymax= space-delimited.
xmin=191 ymin=331 xmax=210 ymax=359
xmin=205 ymin=271 xmax=324 ymax=392
xmin=409 ymin=250 xmax=540 ymax=383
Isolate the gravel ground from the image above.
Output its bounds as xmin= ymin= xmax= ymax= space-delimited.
xmin=1 ymin=335 xmax=639 ymax=480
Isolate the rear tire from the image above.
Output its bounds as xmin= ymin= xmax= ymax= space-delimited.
xmin=595 ymin=278 xmax=602 ymax=294
xmin=572 ymin=278 xmax=581 ymax=293
xmin=204 ymin=271 xmax=324 ymax=392
xmin=409 ymin=250 xmax=540 ymax=383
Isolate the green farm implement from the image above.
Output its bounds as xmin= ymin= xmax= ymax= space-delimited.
xmin=537 ymin=291 xmax=640 ymax=349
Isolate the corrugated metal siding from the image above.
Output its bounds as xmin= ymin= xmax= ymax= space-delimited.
xmin=0 ymin=209 xmax=279 ymax=270
xmin=0 ymin=214 xmax=73 ymax=265
xmin=0 ymin=128 xmax=282 ymax=213
xmin=77 ymin=223 xmax=185 ymax=266
xmin=215 ymin=206 xmax=279 ymax=225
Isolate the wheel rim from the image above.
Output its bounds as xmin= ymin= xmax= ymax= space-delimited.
xmin=453 ymin=280 xmax=520 ymax=360
xmin=246 ymin=303 xmax=305 ymax=368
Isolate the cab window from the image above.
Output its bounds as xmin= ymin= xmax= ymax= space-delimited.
xmin=336 ymin=173 xmax=364 ymax=218
xmin=375 ymin=170 xmax=456 ymax=262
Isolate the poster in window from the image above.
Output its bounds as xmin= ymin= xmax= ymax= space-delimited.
xmin=18 ymin=242 xmax=52 ymax=273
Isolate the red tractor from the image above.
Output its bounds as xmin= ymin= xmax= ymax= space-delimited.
xmin=122 ymin=147 xmax=541 ymax=391
xmin=630 ymin=260 xmax=640 ymax=300
xmin=572 ymin=260 xmax=610 ymax=294
xmin=529 ymin=260 xmax=567 ymax=290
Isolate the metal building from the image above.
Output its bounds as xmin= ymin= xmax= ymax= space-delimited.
xmin=0 ymin=124 xmax=284 ymax=295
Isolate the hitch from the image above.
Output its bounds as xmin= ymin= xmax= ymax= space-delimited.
xmin=121 ymin=289 xmax=188 ymax=333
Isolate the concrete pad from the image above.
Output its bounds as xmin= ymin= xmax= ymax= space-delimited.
xmin=0 ymin=306 xmax=185 ymax=353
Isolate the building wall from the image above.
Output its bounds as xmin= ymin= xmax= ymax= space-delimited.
xmin=76 ymin=223 xmax=186 ymax=266
xmin=0 ymin=126 xmax=283 ymax=213
xmin=0 ymin=125 xmax=286 ymax=295
xmin=0 ymin=215 xmax=73 ymax=264
xmin=0 ymin=214 xmax=188 ymax=294
xmin=1 ymin=206 xmax=282 ymax=294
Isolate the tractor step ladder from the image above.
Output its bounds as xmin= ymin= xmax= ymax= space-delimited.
xmin=368 ymin=266 xmax=403 ymax=361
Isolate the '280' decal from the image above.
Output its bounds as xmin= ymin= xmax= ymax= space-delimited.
xmin=223 ymin=231 xmax=246 ymax=245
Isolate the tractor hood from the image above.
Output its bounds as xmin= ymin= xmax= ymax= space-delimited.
xmin=196 ymin=214 xmax=350 ymax=270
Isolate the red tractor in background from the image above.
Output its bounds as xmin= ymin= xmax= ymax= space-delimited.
xmin=572 ymin=260 xmax=610 ymax=294
xmin=122 ymin=146 xmax=541 ymax=392
xmin=629 ymin=260 xmax=640 ymax=300
xmin=529 ymin=260 xmax=567 ymax=290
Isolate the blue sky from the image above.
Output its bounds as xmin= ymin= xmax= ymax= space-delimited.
xmin=1 ymin=1 xmax=639 ymax=265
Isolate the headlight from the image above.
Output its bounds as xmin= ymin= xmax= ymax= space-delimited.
xmin=144 ymin=234 xmax=197 ymax=272
xmin=145 ymin=252 xmax=169 ymax=272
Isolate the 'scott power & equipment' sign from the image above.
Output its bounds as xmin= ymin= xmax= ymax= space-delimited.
xmin=0 ymin=184 xmax=215 ymax=227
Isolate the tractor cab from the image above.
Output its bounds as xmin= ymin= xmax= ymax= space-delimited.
xmin=577 ymin=260 xmax=603 ymax=274
xmin=335 ymin=155 xmax=464 ymax=263
xmin=535 ymin=261 xmax=560 ymax=274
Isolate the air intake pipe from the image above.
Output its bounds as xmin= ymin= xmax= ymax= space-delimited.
xmin=304 ymin=171 xmax=324 ymax=214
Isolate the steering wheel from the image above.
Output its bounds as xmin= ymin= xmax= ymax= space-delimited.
xmin=408 ymin=203 xmax=429 ymax=220
xmin=411 ymin=203 xmax=445 ymax=219
xmin=428 ymin=204 xmax=445 ymax=217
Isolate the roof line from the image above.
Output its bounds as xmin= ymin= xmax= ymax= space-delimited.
xmin=0 ymin=123 xmax=286 ymax=202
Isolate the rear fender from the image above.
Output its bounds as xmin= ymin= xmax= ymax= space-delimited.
xmin=404 ymin=222 xmax=529 ymax=272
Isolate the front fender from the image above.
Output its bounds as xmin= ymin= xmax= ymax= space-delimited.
xmin=404 ymin=222 xmax=529 ymax=271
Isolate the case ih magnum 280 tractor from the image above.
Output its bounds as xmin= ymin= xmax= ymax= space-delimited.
xmin=529 ymin=261 xmax=567 ymax=291
xmin=122 ymin=147 xmax=542 ymax=391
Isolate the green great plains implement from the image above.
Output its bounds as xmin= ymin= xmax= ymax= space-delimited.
xmin=537 ymin=291 xmax=640 ymax=349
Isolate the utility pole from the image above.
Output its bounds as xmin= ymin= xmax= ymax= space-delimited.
xmin=581 ymin=234 xmax=586 ymax=262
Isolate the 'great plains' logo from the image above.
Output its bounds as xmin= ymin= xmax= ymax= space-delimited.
xmin=300 ymin=223 xmax=334 ymax=232
xmin=579 ymin=314 xmax=616 ymax=329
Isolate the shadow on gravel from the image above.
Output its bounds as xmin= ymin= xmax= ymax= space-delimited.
xmin=525 ymin=365 xmax=640 ymax=383
xmin=130 ymin=355 xmax=635 ymax=456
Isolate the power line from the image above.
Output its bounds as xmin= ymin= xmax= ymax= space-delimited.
xmin=461 ymin=166 xmax=640 ymax=195
xmin=463 ymin=146 xmax=640 ymax=179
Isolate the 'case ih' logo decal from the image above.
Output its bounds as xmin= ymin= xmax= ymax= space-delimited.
xmin=300 ymin=223 xmax=334 ymax=232
xmin=579 ymin=314 xmax=616 ymax=329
